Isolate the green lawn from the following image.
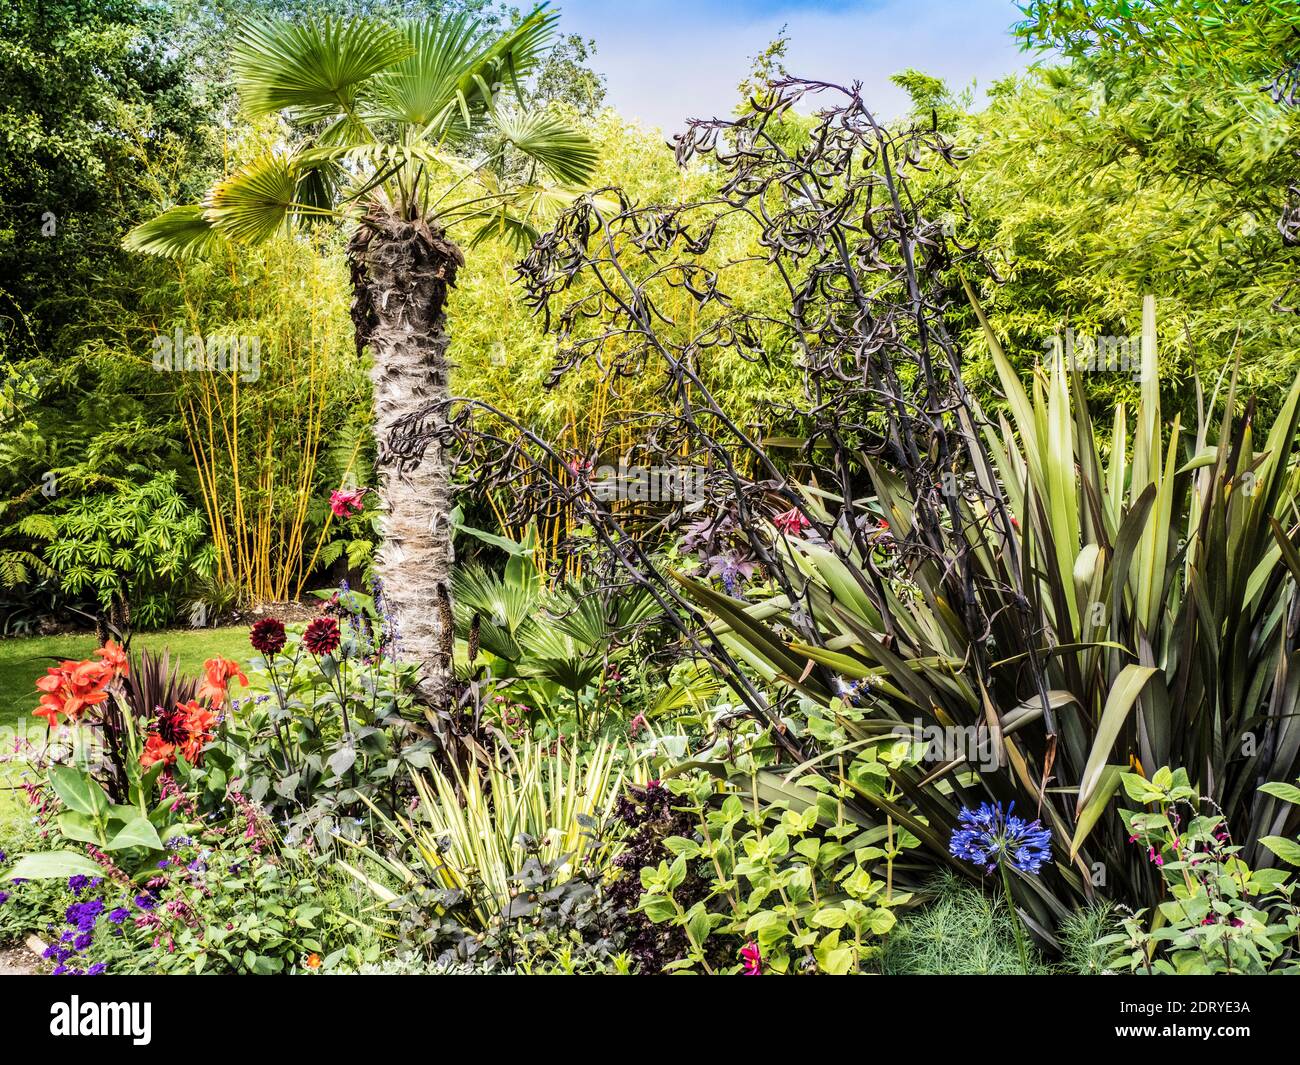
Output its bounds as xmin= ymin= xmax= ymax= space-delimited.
xmin=0 ymin=626 xmax=253 ymax=730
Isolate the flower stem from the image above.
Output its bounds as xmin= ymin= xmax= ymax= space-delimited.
xmin=1000 ymin=862 xmax=1030 ymax=974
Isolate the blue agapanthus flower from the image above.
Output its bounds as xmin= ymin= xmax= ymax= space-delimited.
xmin=949 ymin=801 xmax=1052 ymax=875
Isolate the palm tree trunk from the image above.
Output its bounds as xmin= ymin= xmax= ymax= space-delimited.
xmin=348 ymin=208 xmax=464 ymax=715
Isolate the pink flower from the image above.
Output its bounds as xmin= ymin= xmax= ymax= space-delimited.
xmin=628 ymin=713 xmax=647 ymax=737
xmin=772 ymin=507 xmax=811 ymax=536
xmin=329 ymin=487 xmax=367 ymax=518
xmin=739 ymin=941 xmax=763 ymax=976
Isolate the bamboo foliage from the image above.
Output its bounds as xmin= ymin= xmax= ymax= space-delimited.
xmin=170 ymin=237 xmax=366 ymax=606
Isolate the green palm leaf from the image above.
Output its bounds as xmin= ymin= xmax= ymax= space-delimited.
xmin=489 ymin=108 xmax=598 ymax=185
xmin=204 ymin=153 xmax=301 ymax=244
xmin=232 ymin=16 xmax=412 ymax=123
xmin=365 ymin=16 xmax=490 ymax=130
xmin=122 ymin=205 xmax=226 ymax=260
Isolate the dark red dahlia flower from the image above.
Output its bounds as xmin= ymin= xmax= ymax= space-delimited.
xmin=302 ymin=617 xmax=341 ymax=656
xmin=250 ymin=617 xmax=287 ymax=655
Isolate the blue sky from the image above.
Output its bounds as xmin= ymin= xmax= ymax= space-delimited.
xmin=556 ymin=0 xmax=1035 ymax=132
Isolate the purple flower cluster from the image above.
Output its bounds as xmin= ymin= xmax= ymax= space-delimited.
xmin=37 ymin=876 xmax=121 ymax=975
xmin=66 ymin=897 xmax=103 ymax=931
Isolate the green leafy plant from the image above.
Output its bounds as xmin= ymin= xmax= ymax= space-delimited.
xmin=22 ymin=470 xmax=214 ymax=629
xmin=225 ymin=590 xmax=432 ymax=847
xmin=454 ymin=540 xmax=677 ymax=737
xmin=635 ymin=773 xmax=907 ymax=974
xmin=340 ymin=736 xmax=637 ymax=950
xmin=1096 ymin=767 xmax=1300 ymax=974
xmin=675 ymin=304 xmax=1300 ymax=930
xmin=881 ymin=872 xmax=1050 ymax=975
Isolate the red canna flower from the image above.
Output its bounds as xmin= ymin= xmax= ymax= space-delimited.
xmin=178 ymin=700 xmax=217 ymax=763
xmin=94 ymin=640 xmax=130 ymax=679
xmin=33 ymin=658 xmax=112 ymax=726
xmin=302 ymin=617 xmax=341 ymax=656
xmin=197 ymin=657 xmax=248 ymax=706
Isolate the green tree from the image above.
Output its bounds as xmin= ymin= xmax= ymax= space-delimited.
xmin=916 ymin=3 xmax=1300 ymax=413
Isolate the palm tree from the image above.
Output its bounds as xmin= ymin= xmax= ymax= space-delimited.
xmin=125 ymin=6 xmax=597 ymax=715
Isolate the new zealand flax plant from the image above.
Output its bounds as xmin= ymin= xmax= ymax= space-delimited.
xmin=674 ymin=296 xmax=1300 ymax=940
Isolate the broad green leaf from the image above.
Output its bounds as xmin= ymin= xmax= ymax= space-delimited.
xmin=1078 ymin=665 xmax=1158 ymax=810
xmin=1259 ymin=835 xmax=1300 ymax=867
xmin=48 ymin=765 xmax=109 ymax=818
xmin=488 ymin=108 xmax=598 ymax=186
xmin=56 ymin=812 xmax=104 ymax=846
xmin=205 ymin=153 xmax=301 ymax=245
xmin=1259 ymin=781 xmax=1300 ymax=806
xmin=105 ymin=816 xmax=164 ymax=852
xmin=1069 ymin=764 xmax=1125 ymax=859
xmin=3 ymin=850 xmax=104 ymax=881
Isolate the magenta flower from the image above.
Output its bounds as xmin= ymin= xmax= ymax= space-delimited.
xmin=772 ymin=507 xmax=811 ymax=536
xmin=739 ymin=941 xmax=762 ymax=976
xmin=329 ymin=487 xmax=367 ymax=519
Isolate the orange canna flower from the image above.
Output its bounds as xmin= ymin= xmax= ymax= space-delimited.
xmin=94 ymin=639 xmax=130 ymax=679
xmin=32 ymin=658 xmax=111 ymax=726
xmin=196 ymin=657 xmax=249 ymax=706
xmin=177 ymin=699 xmax=218 ymax=763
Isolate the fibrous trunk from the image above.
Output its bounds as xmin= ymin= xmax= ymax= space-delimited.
xmin=348 ymin=207 xmax=464 ymax=715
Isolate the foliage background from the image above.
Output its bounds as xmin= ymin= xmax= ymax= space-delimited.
xmin=7 ymin=0 xmax=1300 ymax=627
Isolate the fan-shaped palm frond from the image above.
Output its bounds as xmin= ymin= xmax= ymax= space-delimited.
xmin=203 ymin=152 xmax=305 ymax=244
xmin=647 ymin=663 xmax=724 ymax=719
xmin=364 ymin=16 xmax=491 ymax=130
xmin=452 ymin=561 xmax=543 ymax=662
xmin=468 ymin=4 xmax=560 ymax=102
xmin=232 ymin=16 xmax=412 ymax=123
xmin=121 ymin=205 xmax=226 ymax=259
xmin=515 ymin=624 xmax=604 ymax=693
xmin=489 ymin=108 xmax=600 ymax=185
